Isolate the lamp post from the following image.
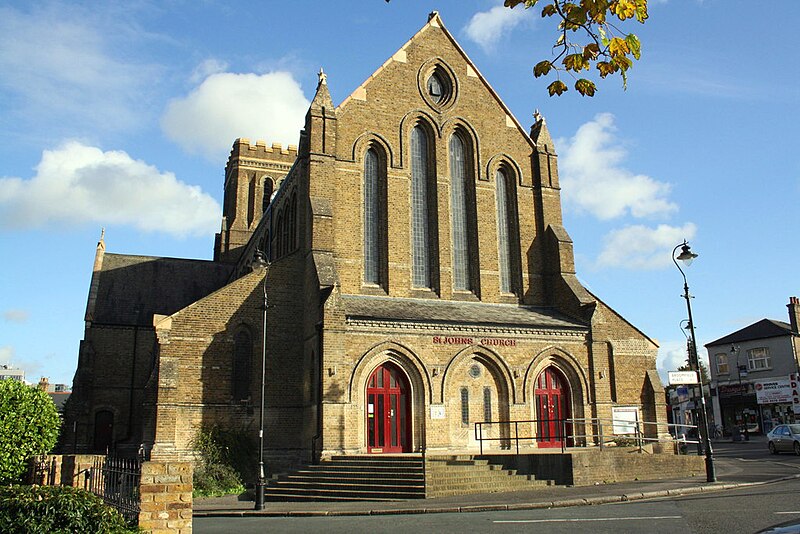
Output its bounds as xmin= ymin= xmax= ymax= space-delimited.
xmin=672 ymin=240 xmax=716 ymax=483
xmin=252 ymin=250 xmax=269 ymax=510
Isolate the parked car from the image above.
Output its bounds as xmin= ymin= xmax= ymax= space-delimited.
xmin=767 ymin=424 xmax=800 ymax=455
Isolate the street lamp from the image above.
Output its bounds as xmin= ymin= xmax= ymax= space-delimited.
xmin=252 ymin=250 xmax=269 ymax=510
xmin=672 ymin=240 xmax=716 ymax=483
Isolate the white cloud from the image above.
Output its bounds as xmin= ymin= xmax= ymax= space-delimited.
xmin=162 ymin=71 xmax=310 ymax=161
xmin=3 ymin=310 xmax=29 ymax=323
xmin=596 ymin=223 xmax=697 ymax=270
xmin=0 ymin=5 xmax=160 ymax=133
xmin=0 ymin=142 xmax=220 ymax=237
xmin=559 ymin=113 xmax=677 ymax=220
xmin=463 ymin=5 xmax=532 ymax=52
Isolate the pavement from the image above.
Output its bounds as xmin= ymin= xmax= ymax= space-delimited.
xmin=193 ymin=436 xmax=800 ymax=518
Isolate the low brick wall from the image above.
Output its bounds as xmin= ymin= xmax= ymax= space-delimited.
xmin=481 ymin=448 xmax=705 ymax=486
xmin=28 ymin=455 xmax=193 ymax=533
xmin=139 ymin=462 xmax=193 ymax=534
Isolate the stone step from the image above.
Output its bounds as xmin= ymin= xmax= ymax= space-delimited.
xmin=265 ymin=486 xmax=424 ymax=501
xmin=278 ymin=475 xmax=424 ymax=486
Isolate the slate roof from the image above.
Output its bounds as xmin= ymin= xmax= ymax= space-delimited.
xmin=91 ymin=254 xmax=234 ymax=326
xmin=705 ymin=319 xmax=794 ymax=347
xmin=341 ymin=295 xmax=587 ymax=330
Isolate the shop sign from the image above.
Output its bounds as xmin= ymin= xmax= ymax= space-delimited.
xmin=718 ymin=383 xmax=748 ymax=397
xmin=791 ymin=373 xmax=800 ymax=415
xmin=754 ymin=377 xmax=793 ymax=404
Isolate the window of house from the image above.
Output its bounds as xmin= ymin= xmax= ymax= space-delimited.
xmin=483 ymin=387 xmax=492 ymax=422
xmin=747 ymin=347 xmax=771 ymax=370
xmin=460 ymin=387 xmax=469 ymax=425
xmin=411 ymin=126 xmax=431 ymax=288
xmin=715 ymin=353 xmax=729 ymax=374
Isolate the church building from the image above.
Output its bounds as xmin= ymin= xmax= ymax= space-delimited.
xmin=64 ymin=13 xmax=666 ymax=471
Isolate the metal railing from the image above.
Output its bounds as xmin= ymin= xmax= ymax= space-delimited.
xmin=29 ymin=455 xmax=58 ymax=486
xmin=87 ymin=456 xmax=142 ymax=526
xmin=475 ymin=418 xmax=702 ymax=455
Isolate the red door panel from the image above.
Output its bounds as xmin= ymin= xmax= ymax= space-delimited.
xmin=367 ymin=363 xmax=411 ymax=453
xmin=535 ymin=367 xmax=570 ymax=448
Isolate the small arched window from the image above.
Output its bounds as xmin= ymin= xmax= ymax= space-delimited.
xmin=262 ymin=177 xmax=273 ymax=213
xmin=460 ymin=387 xmax=470 ymax=425
xmin=232 ymin=329 xmax=252 ymax=401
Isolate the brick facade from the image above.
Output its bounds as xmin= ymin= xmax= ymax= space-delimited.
xmin=64 ymin=13 xmax=667 ymax=476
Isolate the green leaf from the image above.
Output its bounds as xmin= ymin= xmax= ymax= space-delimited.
xmin=547 ymin=80 xmax=569 ymax=96
xmin=625 ymin=33 xmax=642 ymax=60
xmin=575 ymin=78 xmax=597 ymax=96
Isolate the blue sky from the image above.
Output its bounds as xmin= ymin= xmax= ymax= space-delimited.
xmin=0 ymin=1 xmax=798 ymax=386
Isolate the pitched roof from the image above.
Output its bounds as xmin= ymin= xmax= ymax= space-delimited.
xmin=90 ymin=254 xmax=234 ymax=326
xmin=705 ymin=318 xmax=794 ymax=347
xmin=341 ymin=295 xmax=587 ymax=331
xmin=337 ymin=12 xmax=535 ymax=149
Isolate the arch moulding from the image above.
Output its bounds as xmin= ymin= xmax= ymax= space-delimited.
xmin=440 ymin=344 xmax=517 ymax=405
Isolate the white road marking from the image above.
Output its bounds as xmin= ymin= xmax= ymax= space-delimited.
xmin=493 ymin=516 xmax=682 ymax=524
xmin=776 ymin=511 xmax=800 ymax=515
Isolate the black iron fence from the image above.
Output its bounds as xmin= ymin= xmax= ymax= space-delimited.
xmin=29 ymin=455 xmax=58 ymax=486
xmin=87 ymin=456 xmax=142 ymax=525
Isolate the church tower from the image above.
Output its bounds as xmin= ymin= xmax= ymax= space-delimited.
xmin=214 ymin=139 xmax=299 ymax=263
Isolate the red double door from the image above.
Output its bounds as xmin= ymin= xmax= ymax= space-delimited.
xmin=535 ymin=367 xmax=570 ymax=448
xmin=367 ymin=363 xmax=411 ymax=453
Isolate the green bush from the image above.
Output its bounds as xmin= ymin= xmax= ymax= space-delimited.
xmin=0 ymin=379 xmax=60 ymax=484
xmin=191 ymin=425 xmax=254 ymax=497
xmin=0 ymin=485 xmax=137 ymax=533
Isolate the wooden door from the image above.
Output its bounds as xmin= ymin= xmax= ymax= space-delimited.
xmin=535 ymin=367 xmax=570 ymax=448
xmin=367 ymin=363 xmax=410 ymax=453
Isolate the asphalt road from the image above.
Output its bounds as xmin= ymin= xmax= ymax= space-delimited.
xmin=195 ymin=442 xmax=800 ymax=534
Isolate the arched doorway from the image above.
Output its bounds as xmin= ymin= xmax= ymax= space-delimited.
xmin=93 ymin=410 xmax=114 ymax=453
xmin=534 ymin=367 xmax=571 ymax=448
xmin=366 ymin=362 xmax=411 ymax=453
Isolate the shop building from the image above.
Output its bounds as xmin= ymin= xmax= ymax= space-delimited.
xmin=707 ymin=297 xmax=800 ymax=436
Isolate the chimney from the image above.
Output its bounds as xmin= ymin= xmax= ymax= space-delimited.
xmin=788 ymin=296 xmax=800 ymax=333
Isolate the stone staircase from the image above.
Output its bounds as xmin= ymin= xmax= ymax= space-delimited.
xmin=425 ymin=455 xmax=554 ymax=498
xmin=265 ymin=455 xmax=425 ymax=501
xmin=264 ymin=454 xmax=555 ymax=502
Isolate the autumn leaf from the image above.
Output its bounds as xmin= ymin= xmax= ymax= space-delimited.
xmin=608 ymin=36 xmax=630 ymax=57
xmin=547 ymin=80 xmax=569 ymax=96
xmin=534 ymin=60 xmax=553 ymax=77
xmin=575 ymin=78 xmax=597 ymax=96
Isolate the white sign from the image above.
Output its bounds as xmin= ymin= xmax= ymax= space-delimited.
xmin=791 ymin=374 xmax=800 ymax=415
xmin=430 ymin=405 xmax=445 ymax=420
xmin=668 ymin=371 xmax=699 ymax=385
xmin=612 ymin=406 xmax=640 ymax=435
xmin=754 ymin=377 xmax=793 ymax=404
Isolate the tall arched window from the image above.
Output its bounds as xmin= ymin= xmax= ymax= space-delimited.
xmin=449 ymin=132 xmax=476 ymax=292
xmin=496 ymin=168 xmax=512 ymax=293
xmin=495 ymin=167 xmax=520 ymax=295
xmin=289 ymin=192 xmax=297 ymax=253
xmin=232 ymin=329 xmax=252 ymax=401
xmin=411 ymin=126 xmax=431 ymax=288
xmin=364 ymin=148 xmax=382 ymax=285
